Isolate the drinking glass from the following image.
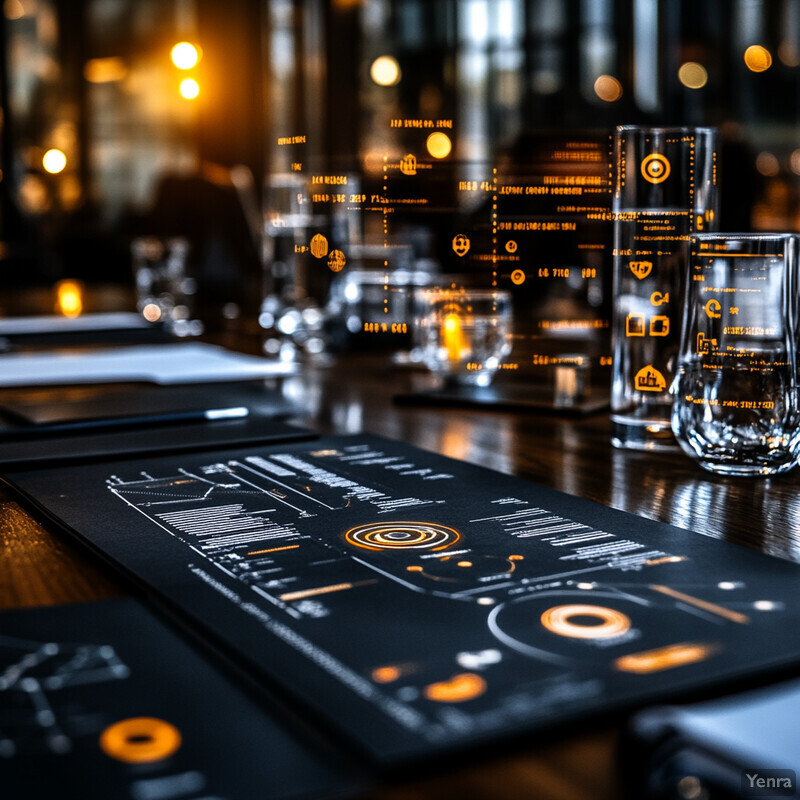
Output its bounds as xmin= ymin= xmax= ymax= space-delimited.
xmin=418 ymin=288 xmax=512 ymax=387
xmin=611 ymin=126 xmax=719 ymax=450
xmin=671 ymin=233 xmax=800 ymax=475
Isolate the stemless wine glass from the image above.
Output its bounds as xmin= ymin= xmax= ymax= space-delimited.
xmin=418 ymin=288 xmax=513 ymax=387
xmin=671 ymin=233 xmax=800 ymax=475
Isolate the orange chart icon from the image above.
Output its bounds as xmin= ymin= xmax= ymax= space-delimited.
xmin=634 ymin=365 xmax=667 ymax=392
xmin=310 ymin=233 xmax=329 ymax=259
xmin=641 ymin=153 xmax=671 ymax=184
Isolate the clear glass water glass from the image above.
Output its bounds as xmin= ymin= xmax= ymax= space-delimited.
xmin=418 ymin=288 xmax=513 ymax=387
xmin=671 ymin=233 xmax=800 ymax=475
xmin=611 ymin=126 xmax=719 ymax=450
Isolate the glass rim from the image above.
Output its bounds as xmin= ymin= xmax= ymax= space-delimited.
xmin=615 ymin=124 xmax=717 ymax=133
xmin=691 ymin=232 xmax=796 ymax=241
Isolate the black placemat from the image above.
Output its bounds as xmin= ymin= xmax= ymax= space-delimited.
xmin=6 ymin=434 xmax=800 ymax=766
xmin=0 ymin=598 xmax=360 ymax=799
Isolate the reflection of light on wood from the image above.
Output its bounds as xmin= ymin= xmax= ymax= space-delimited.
xmin=651 ymin=584 xmax=750 ymax=624
xmin=425 ymin=672 xmax=486 ymax=703
xmin=615 ymin=643 xmax=717 ymax=674
xmin=443 ymin=313 xmax=465 ymax=363
xmin=55 ymin=280 xmax=83 ymax=318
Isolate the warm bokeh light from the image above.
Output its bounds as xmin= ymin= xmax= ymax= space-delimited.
xmin=779 ymin=40 xmax=800 ymax=67
xmin=84 ymin=57 xmax=128 ymax=84
xmin=426 ymin=131 xmax=452 ymax=159
xmin=370 ymin=55 xmax=401 ymax=87
xmin=42 ymin=148 xmax=67 ymax=174
xmin=744 ymin=45 xmax=772 ymax=72
xmin=171 ymin=42 xmax=200 ymax=70
xmin=142 ymin=303 xmax=162 ymax=323
xmin=755 ymin=151 xmax=780 ymax=177
xmin=790 ymin=149 xmax=800 ymax=176
xmin=55 ymin=280 xmax=83 ymax=318
xmin=593 ymin=74 xmax=623 ymax=102
xmin=678 ymin=61 xmax=708 ymax=89
xmin=4 ymin=0 xmax=25 ymax=19
xmin=179 ymin=78 xmax=200 ymax=99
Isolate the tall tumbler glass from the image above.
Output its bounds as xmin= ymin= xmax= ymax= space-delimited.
xmin=671 ymin=234 xmax=800 ymax=476
xmin=611 ymin=126 xmax=719 ymax=450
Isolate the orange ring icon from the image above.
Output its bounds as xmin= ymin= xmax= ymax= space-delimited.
xmin=99 ymin=717 xmax=182 ymax=764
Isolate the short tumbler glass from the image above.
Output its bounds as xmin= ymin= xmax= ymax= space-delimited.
xmin=418 ymin=288 xmax=513 ymax=387
xmin=671 ymin=233 xmax=800 ymax=475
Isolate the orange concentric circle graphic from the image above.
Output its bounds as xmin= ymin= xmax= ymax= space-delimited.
xmin=540 ymin=604 xmax=632 ymax=640
xmin=344 ymin=521 xmax=461 ymax=551
xmin=640 ymin=154 xmax=671 ymax=184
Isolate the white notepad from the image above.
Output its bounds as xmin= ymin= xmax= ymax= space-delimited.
xmin=0 ymin=343 xmax=295 ymax=386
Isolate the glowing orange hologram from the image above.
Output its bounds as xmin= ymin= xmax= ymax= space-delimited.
xmin=99 ymin=717 xmax=181 ymax=764
xmin=705 ymin=299 xmax=722 ymax=318
xmin=629 ymin=260 xmax=653 ymax=280
xmin=634 ymin=365 xmax=667 ymax=392
xmin=505 ymin=240 xmax=518 ymax=254
xmin=614 ymin=643 xmax=718 ymax=674
xmin=540 ymin=604 xmax=632 ymax=640
xmin=696 ymin=332 xmax=718 ymax=355
xmin=626 ymin=313 xmax=645 ymax=337
xmin=372 ymin=666 xmax=402 ymax=683
xmin=510 ymin=269 xmax=526 ymax=285
xmin=328 ymin=249 xmax=346 ymax=272
xmin=310 ymin=233 xmax=329 ymax=258
xmin=424 ymin=672 xmax=487 ymax=703
xmin=400 ymin=154 xmax=417 ymax=176
xmin=452 ymin=234 xmax=471 ymax=257
xmin=649 ymin=315 xmax=670 ymax=336
xmin=641 ymin=153 xmax=671 ymax=184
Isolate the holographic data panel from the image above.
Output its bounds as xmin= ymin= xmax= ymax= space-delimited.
xmin=7 ymin=435 xmax=800 ymax=764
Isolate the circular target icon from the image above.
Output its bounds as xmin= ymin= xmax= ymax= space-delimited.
xmin=641 ymin=154 xmax=671 ymax=184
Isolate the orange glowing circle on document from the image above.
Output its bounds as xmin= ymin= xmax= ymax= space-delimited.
xmin=100 ymin=717 xmax=181 ymax=763
xmin=426 ymin=131 xmax=452 ymax=159
xmin=744 ymin=45 xmax=772 ymax=72
xmin=540 ymin=604 xmax=631 ymax=640
xmin=641 ymin=153 xmax=671 ymax=184
xmin=424 ymin=672 xmax=486 ymax=703
xmin=345 ymin=522 xmax=460 ymax=551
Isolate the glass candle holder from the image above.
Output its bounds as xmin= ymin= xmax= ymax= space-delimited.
xmin=418 ymin=288 xmax=512 ymax=387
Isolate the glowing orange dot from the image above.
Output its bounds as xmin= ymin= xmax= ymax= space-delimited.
xmin=42 ymin=148 xmax=67 ymax=174
xmin=593 ymin=75 xmax=623 ymax=102
xmin=457 ymin=561 xmax=472 ymax=568
xmin=744 ymin=45 xmax=772 ymax=72
xmin=406 ymin=565 xmax=423 ymax=572
xmin=372 ymin=666 xmax=401 ymax=683
xmin=171 ymin=42 xmax=200 ymax=70
xmin=180 ymin=78 xmax=199 ymax=99
xmin=426 ymin=131 xmax=452 ymax=159
xmin=508 ymin=555 xmax=524 ymax=561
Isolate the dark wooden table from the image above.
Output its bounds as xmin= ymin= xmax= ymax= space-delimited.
xmin=2 ymin=354 xmax=800 ymax=799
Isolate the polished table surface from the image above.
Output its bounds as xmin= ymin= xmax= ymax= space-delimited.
xmin=2 ymin=353 xmax=800 ymax=799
